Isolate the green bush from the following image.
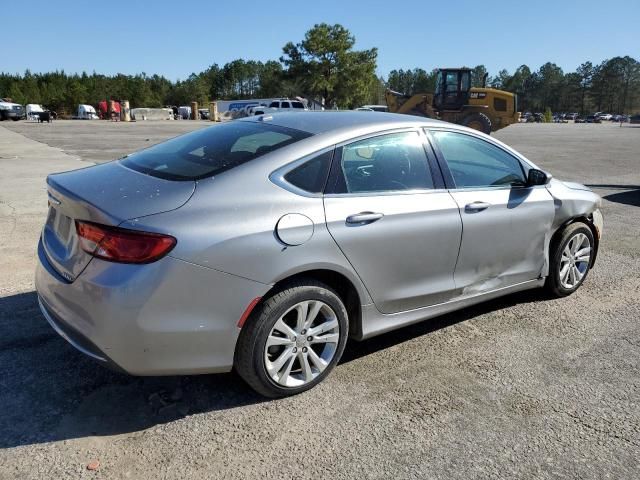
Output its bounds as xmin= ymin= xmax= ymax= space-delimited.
xmin=544 ymin=107 xmax=553 ymax=123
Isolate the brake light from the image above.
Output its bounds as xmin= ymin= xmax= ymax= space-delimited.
xmin=75 ymin=221 xmax=176 ymax=264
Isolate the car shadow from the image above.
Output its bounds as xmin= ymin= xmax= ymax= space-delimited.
xmin=584 ymin=184 xmax=640 ymax=207
xmin=341 ymin=289 xmax=546 ymax=364
xmin=0 ymin=291 xmax=266 ymax=449
xmin=0 ymin=288 xmax=546 ymax=448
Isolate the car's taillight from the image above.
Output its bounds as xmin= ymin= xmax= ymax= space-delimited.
xmin=75 ymin=221 xmax=176 ymax=264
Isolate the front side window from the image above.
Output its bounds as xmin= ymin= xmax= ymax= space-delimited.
xmin=431 ymin=131 xmax=526 ymax=188
xmin=122 ymin=122 xmax=311 ymax=180
xmin=291 ymin=101 xmax=305 ymax=109
xmin=332 ymin=132 xmax=434 ymax=194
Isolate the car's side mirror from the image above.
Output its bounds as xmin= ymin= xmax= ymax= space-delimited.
xmin=527 ymin=168 xmax=551 ymax=186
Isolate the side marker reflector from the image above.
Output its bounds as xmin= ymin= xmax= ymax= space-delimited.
xmin=237 ymin=297 xmax=262 ymax=328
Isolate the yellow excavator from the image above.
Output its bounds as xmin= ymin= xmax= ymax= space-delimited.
xmin=385 ymin=68 xmax=520 ymax=134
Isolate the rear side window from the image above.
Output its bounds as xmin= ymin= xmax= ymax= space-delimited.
xmin=291 ymin=102 xmax=305 ymax=109
xmin=283 ymin=150 xmax=333 ymax=194
xmin=122 ymin=122 xmax=311 ymax=180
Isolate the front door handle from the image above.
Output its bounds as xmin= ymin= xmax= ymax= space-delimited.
xmin=345 ymin=212 xmax=384 ymax=225
xmin=465 ymin=201 xmax=491 ymax=212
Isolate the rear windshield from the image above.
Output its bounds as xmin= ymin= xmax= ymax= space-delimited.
xmin=122 ymin=122 xmax=312 ymax=180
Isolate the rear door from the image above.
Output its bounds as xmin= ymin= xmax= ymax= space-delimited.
xmin=428 ymin=129 xmax=555 ymax=294
xmin=323 ymin=130 xmax=463 ymax=314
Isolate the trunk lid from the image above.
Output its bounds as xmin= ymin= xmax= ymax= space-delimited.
xmin=42 ymin=161 xmax=195 ymax=281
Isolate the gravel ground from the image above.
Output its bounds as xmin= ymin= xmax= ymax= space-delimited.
xmin=0 ymin=120 xmax=638 ymax=479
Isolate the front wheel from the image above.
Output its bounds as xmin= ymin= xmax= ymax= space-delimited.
xmin=545 ymin=223 xmax=594 ymax=297
xmin=235 ymin=280 xmax=349 ymax=398
xmin=461 ymin=112 xmax=492 ymax=134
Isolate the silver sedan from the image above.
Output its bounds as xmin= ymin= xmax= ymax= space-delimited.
xmin=36 ymin=112 xmax=603 ymax=397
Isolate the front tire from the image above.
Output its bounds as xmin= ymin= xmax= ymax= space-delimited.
xmin=461 ymin=112 xmax=492 ymax=134
xmin=545 ymin=223 xmax=594 ymax=297
xmin=235 ymin=279 xmax=349 ymax=398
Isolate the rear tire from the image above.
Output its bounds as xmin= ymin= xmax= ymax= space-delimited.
xmin=461 ymin=112 xmax=492 ymax=134
xmin=235 ymin=279 xmax=349 ymax=398
xmin=545 ymin=223 xmax=594 ymax=297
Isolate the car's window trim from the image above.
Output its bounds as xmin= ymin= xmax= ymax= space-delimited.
xmin=324 ymin=128 xmax=446 ymax=197
xmin=425 ymin=127 xmax=531 ymax=191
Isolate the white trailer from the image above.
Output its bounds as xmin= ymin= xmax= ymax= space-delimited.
xmin=26 ymin=104 xmax=45 ymax=120
xmin=77 ymin=104 xmax=99 ymax=120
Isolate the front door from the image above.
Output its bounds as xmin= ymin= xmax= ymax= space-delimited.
xmin=323 ymin=130 xmax=463 ymax=314
xmin=429 ymin=129 xmax=556 ymax=294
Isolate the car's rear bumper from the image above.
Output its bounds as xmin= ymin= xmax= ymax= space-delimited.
xmin=35 ymin=238 xmax=270 ymax=375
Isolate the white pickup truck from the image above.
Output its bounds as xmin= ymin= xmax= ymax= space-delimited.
xmin=0 ymin=99 xmax=25 ymax=121
xmin=248 ymin=98 xmax=308 ymax=116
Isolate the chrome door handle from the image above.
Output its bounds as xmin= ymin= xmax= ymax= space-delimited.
xmin=465 ymin=201 xmax=491 ymax=212
xmin=345 ymin=212 xmax=384 ymax=225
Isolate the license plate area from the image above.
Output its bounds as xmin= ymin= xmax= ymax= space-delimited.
xmin=47 ymin=207 xmax=73 ymax=244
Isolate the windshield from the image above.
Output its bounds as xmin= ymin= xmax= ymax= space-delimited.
xmin=122 ymin=122 xmax=312 ymax=181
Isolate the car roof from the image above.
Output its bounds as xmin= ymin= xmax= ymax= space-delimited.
xmin=239 ymin=111 xmax=445 ymax=135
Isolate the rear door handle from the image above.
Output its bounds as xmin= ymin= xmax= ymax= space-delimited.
xmin=345 ymin=212 xmax=384 ymax=225
xmin=465 ymin=201 xmax=491 ymax=212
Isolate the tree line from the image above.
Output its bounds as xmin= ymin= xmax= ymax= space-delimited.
xmin=1 ymin=23 xmax=638 ymax=116
xmin=387 ymin=56 xmax=640 ymax=114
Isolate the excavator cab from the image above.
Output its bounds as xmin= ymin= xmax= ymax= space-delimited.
xmin=434 ymin=68 xmax=472 ymax=111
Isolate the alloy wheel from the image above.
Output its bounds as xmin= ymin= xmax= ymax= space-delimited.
xmin=264 ymin=300 xmax=340 ymax=388
xmin=559 ymin=232 xmax=592 ymax=289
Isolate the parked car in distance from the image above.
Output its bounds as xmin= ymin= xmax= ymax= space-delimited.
xmin=36 ymin=112 xmax=604 ymax=398
xmin=0 ymin=98 xmax=25 ymax=121
xmin=359 ymin=104 xmax=389 ymax=112
xmin=247 ymin=104 xmax=277 ymax=116
xmin=630 ymin=114 xmax=640 ymax=124
xmin=268 ymin=99 xmax=307 ymax=110
xmin=574 ymin=116 xmax=586 ymax=123
xmin=586 ymin=115 xmax=601 ymax=123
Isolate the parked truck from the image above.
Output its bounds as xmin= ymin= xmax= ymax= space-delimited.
xmin=0 ymin=98 xmax=25 ymax=121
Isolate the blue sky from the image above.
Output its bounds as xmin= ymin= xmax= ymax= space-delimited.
xmin=4 ymin=0 xmax=639 ymax=80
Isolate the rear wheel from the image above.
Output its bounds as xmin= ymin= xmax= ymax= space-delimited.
xmin=461 ymin=112 xmax=492 ymax=134
xmin=545 ymin=223 xmax=594 ymax=297
xmin=235 ymin=279 xmax=349 ymax=398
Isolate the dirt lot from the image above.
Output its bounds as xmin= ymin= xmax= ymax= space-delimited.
xmin=0 ymin=120 xmax=639 ymax=479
